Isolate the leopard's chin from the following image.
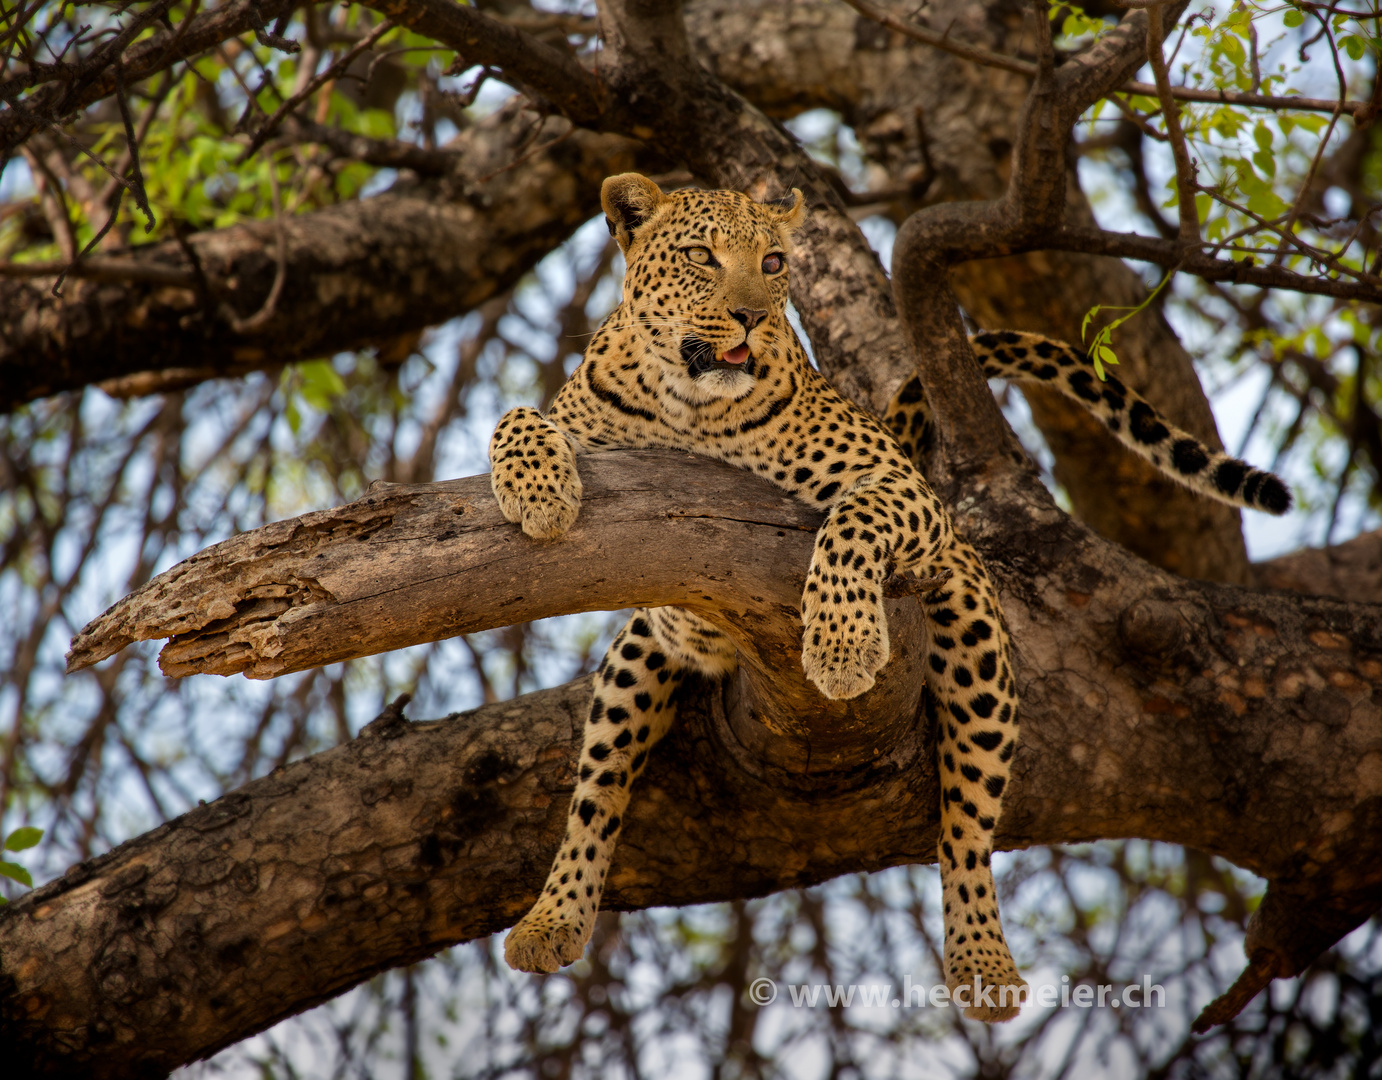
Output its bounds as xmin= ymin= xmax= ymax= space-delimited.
xmin=676 ymin=367 xmax=759 ymax=405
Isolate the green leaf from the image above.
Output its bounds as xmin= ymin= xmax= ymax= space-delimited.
xmin=1094 ymin=343 xmax=1119 ymax=379
xmin=1341 ymin=35 xmax=1365 ymax=61
xmin=4 ymin=826 xmax=42 ymax=852
xmin=1283 ymin=7 xmax=1304 ymax=28
xmin=0 ymin=861 xmax=33 ymax=888
xmin=1253 ymin=149 xmax=1276 ymax=179
xmin=1246 ymin=189 xmax=1288 ymax=218
xmin=1220 ymin=34 xmax=1246 ymax=68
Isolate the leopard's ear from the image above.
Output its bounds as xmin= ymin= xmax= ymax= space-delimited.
xmin=602 ymin=173 xmax=668 ymax=252
xmin=766 ymin=188 xmax=805 ymax=233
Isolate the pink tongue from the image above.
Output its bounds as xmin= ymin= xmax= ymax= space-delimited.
xmin=722 ymin=345 xmax=750 ymax=365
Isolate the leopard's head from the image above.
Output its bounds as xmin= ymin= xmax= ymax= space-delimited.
xmin=602 ymin=173 xmax=804 ymax=403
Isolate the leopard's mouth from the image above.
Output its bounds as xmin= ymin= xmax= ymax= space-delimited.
xmin=682 ymin=334 xmax=757 ymax=377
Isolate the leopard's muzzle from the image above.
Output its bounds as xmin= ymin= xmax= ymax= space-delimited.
xmin=682 ymin=334 xmax=757 ymax=377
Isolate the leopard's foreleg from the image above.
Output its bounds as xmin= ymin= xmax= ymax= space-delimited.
xmin=505 ymin=607 xmax=736 ymax=973
xmin=799 ymin=469 xmax=946 ymax=700
xmin=489 ymin=406 xmax=584 ymax=540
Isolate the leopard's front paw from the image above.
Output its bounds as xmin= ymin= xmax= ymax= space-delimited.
xmin=504 ymin=913 xmax=590 ymax=973
xmin=494 ymin=477 xmax=582 ymax=540
xmin=800 ymin=604 xmax=890 ymax=700
xmin=489 ymin=407 xmax=583 ymax=540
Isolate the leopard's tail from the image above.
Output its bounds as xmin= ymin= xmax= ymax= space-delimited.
xmin=969 ymin=331 xmax=1291 ymax=515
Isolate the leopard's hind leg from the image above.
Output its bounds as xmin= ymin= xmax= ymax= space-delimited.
xmin=504 ymin=607 xmax=735 ymax=973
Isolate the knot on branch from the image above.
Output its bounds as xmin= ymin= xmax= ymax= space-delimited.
xmin=1118 ymin=598 xmax=1187 ymax=657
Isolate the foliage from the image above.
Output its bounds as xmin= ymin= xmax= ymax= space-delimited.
xmin=0 ymin=825 xmax=42 ymax=897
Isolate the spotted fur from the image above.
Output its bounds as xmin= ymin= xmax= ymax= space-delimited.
xmin=886 ymin=332 xmax=1293 ymax=516
xmin=492 ymin=174 xmax=1026 ymax=1021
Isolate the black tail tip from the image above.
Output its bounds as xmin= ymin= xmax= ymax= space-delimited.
xmin=1257 ymin=475 xmax=1292 ymax=515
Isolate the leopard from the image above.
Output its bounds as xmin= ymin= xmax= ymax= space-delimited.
xmin=488 ymin=173 xmax=1291 ymax=1022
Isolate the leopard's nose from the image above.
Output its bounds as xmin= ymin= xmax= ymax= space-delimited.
xmin=730 ymin=307 xmax=768 ymax=330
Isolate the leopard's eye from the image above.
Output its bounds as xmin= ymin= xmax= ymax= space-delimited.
xmin=685 ymin=246 xmax=715 ymax=266
xmin=762 ymin=253 xmax=785 ymax=275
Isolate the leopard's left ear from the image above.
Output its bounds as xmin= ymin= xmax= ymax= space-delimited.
xmin=766 ymin=188 xmax=805 ymax=233
xmin=602 ymin=173 xmax=669 ymax=253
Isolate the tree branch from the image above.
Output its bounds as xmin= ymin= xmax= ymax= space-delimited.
xmin=1254 ymin=526 xmax=1382 ymax=602
xmin=840 ymin=0 xmax=1375 ymax=118
xmin=0 ymin=109 xmax=646 ymax=411
xmin=1051 ymin=224 xmax=1382 ymax=301
xmin=0 ymin=0 xmax=299 ymax=152
xmin=885 ymin=1 xmax=1188 ymax=482
xmin=1145 ymin=3 xmax=1200 ymax=249
xmin=360 ymin=0 xmax=606 ymax=124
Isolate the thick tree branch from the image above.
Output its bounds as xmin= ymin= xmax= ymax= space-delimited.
xmin=0 ymin=109 xmax=645 ymax=410
xmin=8 ymin=450 xmax=1379 ymax=1074
xmin=66 ymin=451 xmax=932 ymax=745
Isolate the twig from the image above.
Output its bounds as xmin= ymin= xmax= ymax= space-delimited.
xmin=1146 ymin=4 xmax=1200 ymax=250
xmin=238 ymin=17 xmax=396 ymax=163
xmin=20 ymin=142 xmax=77 ymax=261
xmin=51 ymin=187 xmax=124 ymax=296
xmin=1200 ymin=182 xmax=1353 ymax=275
xmin=1106 ymin=90 xmax=1169 ymax=141
xmin=219 ymin=162 xmax=287 ymax=333
xmin=2 ymin=90 xmax=145 ymax=202
xmin=281 ymin=113 xmax=457 ymax=174
xmin=1271 ymin=8 xmax=1348 ymax=265
xmin=170 ymin=216 xmax=214 ymax=313
xmin=0 ymin=251 xmax=196 ymax=286
xmin=56 ymin=0 xmax=177 ymax=115
xmin=113 ymin=61 xmax=155 ymax=233
xmin=468 ymin=117 xmax=573 ymax=185
xmin=95 ymin=65 xmax=177 ymax=213
xmin=252 ymin=0 xmax=300 ymax=54
xmin=839 ymin=0 xmax=1037 ymax=77
xmin=1051 ymin=224 xmax=1382 ymax=301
